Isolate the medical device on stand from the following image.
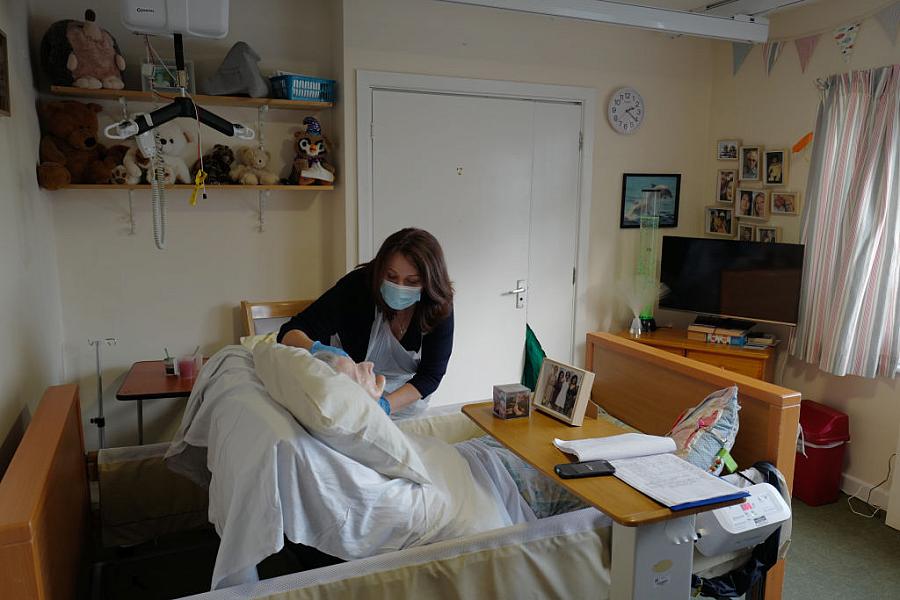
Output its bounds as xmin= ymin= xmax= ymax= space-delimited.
xmin=105 ymin=1 xmax=255 ymax=249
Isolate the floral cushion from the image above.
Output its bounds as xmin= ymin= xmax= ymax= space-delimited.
xmin=667 ymin=386 xmax=740 ymax=475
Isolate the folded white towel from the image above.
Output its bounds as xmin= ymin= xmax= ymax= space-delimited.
xmin=553 ymin=433 xmax=677 ymax=462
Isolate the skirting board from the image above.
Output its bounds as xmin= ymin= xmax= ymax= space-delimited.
xmin=841 ymin=472 xmax=890 ymax=512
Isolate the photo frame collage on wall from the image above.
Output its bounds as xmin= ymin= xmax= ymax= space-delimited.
xmin=710 ymin=139 xmax=801 ymax=242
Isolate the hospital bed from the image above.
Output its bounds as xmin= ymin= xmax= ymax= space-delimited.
xmin=0 ymin=331 xmax=800 ymax=599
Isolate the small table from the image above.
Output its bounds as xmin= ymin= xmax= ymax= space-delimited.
xmin=116 ymin=360 xmax=197 ymax=444
xmin=462 ymin=402 xmax=742 ymax=600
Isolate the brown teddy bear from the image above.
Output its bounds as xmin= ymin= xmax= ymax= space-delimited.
xmin=36 ymin=100 xmax=127 ymax=189
xmin=229 ymin=146 xmax=280 ymax=185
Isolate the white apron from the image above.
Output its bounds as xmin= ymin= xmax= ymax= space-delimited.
xmin=331 ymin=309 xmax=429 ymax=420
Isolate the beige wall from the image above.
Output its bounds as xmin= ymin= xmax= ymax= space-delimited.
xmin=341 ymin=0 xmax=715 ymax=339
xmin=707 ymin=0 xmax=900 ymax=506
xmin=27 ymin=0 xmax=341 ymax=448
xmin=0 ymin=0 xmax=65 ymax=474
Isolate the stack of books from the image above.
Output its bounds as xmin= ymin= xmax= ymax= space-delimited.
xmin=687 ymin=322 xmax=749 ymax=346
xmin=745 ymin=332 xmax=779 ymax=349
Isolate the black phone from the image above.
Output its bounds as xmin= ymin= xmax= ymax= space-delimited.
xmin=554 ymin=460 xmax=616 ymax=479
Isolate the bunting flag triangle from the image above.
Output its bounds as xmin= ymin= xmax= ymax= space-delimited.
xmin=833 ymin=23 xmax=861 ymax=63
xmin=763 ymin=41 xmax=784 ymax=75
xmin=794 ymin=35 xmax=820 ymax=73
xmin=732 ymin=42 xmax=752 ymax=75
xmin=875 ymin=2 xmax=900 ymax=44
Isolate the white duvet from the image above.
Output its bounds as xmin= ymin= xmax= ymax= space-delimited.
xmin=165 ymin=347 xmax=514 ymax=590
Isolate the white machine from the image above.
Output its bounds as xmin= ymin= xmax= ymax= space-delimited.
xmin=121 ymin=0 xmax=229 ymax=38
xmin=695 ymin=482 xmax=791 ymax=556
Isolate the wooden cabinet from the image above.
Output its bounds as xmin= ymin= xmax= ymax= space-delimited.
xmin=620 ymin=328 xmax=776 ymax=382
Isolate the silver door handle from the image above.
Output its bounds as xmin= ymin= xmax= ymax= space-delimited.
xmin=503 ymin=287 xmax=526 ymax=295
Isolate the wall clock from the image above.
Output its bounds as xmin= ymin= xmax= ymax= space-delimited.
xmin=607 ymin=87 xmax=644 ymax=135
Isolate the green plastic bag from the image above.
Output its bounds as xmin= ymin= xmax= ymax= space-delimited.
xmin=521 ymin=324 xmax=547 ymax=391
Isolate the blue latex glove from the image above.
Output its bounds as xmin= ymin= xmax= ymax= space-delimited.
xmin=310 ymin=340 xmax=349 ymax=358
xmin=378 ymin=396 xmax=392 ymax=416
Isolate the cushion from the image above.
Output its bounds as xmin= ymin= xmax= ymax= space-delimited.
xmin=667 ymin=386 xmax=740 ymax=475
xmin=239 ymin=332 xmax=277 ymax=350
xmin=252 ymin=342 xmax=431 ymax=484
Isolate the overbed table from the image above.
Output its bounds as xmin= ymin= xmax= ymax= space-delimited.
xmin=116 ymin=360 xmax=197 ymax=444
xmin=462 ymin=402 xmax=743 ymax=600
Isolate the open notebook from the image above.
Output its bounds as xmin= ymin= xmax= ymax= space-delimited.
xmin=554 ymin=433 xmax=748 ymax=511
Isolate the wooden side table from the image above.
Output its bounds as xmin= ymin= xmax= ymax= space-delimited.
xmin=116 ymin=360 xmax=197 ymax=444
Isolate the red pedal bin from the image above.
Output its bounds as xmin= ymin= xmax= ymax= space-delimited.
xmin=794 ymin=400 xmax=850 ymax=506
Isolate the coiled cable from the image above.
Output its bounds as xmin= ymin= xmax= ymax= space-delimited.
xmin=149 ymin=130 xmax=166 ymax=250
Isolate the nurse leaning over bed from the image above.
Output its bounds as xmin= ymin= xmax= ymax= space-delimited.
xmin=278 ymin=228 xmax=454 ymax=419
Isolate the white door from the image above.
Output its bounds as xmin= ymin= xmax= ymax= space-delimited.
xmin=369 ymin=89 xmax=581 ymax=405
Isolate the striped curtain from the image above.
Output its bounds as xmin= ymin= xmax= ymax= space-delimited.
xmin=793 ymin=65 xmax=900 ymax=378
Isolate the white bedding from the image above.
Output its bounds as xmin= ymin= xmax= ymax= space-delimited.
xmin=165 ymin=347 xmax=516 ymax=590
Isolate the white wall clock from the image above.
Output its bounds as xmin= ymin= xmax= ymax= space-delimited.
xmin=607 ymin=87 xmax=644 ymax=135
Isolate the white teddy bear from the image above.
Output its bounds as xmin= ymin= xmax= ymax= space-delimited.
xmin=119 ymin=121 xmax=193 ymax=185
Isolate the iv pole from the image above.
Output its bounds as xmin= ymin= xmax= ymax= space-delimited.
xmin=88 ymin=337 xmax=118 ymax=449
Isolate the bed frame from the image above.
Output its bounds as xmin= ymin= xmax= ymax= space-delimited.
xmin=0 ymin=332 xmax=800 ymax=599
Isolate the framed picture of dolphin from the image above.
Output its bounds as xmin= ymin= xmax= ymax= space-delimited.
xmin=620 ymin=173 xmax=681 ymax=228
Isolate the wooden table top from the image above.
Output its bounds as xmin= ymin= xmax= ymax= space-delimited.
xmin=116 ymin=360 xmax=197 ymax=401
xmin=462 ymin=402 xmax=742 ymax=527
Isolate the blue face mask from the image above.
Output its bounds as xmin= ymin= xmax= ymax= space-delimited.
xmin=381 ymin=279 xmax=422 ymax=310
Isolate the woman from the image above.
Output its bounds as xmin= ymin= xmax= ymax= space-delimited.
xmin=753 ymin=192 xmax=767 ymax=218
xmin=739 ymin=191 xmax=752 ymax=216
xmin=553 ymin=371 xmax=569 ymax=412
xmin=278 ymin=228 xmax=454 ymax=419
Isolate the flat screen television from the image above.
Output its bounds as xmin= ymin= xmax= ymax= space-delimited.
xmin=658 ymin=236 xmax=805 ymax=325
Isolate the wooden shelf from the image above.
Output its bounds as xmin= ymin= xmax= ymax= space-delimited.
xmin=49 ymin=86 xmax=333 ymax=110
xmin=55 ymin=184 xmax=333 ymax=191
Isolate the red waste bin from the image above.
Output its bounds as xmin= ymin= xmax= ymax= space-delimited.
xmin=794 ymin=400 xmax=850 ymax=506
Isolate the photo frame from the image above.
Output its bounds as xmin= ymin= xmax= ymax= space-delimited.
xmin=716 ymin=139 xmax=740 ymax=161
xmin=764 ymin=149 xmax=789 ymax=186
xmin=704 ymin=205 xmax=734 ymax=238
xmin=737 ymin=221 xmax=755 ymax=242
xmin=141 ymin=59 xmax=196 ymax=94
xmin=756 ymin=225 xmax=781 ymax=243
xmin=771 ymin=191 xmax=800 ymax=215
xmin=750 ymin=189 xmax=769 ymax=220
xmin=533 ymin=358 xmax=594 ymax=426
xmin=619 ymin=173 xmax=681 ymax=228
xmin=716 ymin=169 xmax=737 ymax=204
xmin=739 ymin=145 xmax=762 ymax=182
xmin=736 ymin=188 xmax=755 ymax=218
xmin=0 ymin=29 xmax=9 ymax=117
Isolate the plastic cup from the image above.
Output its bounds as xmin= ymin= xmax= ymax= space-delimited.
xmin=177 ymin=355 xmax=197 ymax=379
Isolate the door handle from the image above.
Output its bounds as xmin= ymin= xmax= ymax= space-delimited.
xmin=503 ymin=286 xmax=527 ymax=295
xmin=502 ymin=280 xmax=527 ymax=309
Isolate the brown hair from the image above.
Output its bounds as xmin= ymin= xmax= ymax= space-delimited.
xmin=366 ymin=228 xmax=454 ymax=333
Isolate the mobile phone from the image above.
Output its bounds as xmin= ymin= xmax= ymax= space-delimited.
xmin=554 ymin=460 xmax=616 ymax=479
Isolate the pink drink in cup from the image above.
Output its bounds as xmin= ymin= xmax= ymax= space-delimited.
xmin=177 ymin=356 xmax=197 ymax=379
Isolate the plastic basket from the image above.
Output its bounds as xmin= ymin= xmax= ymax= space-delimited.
xmin=269 ymin=75 xmax=335 ymax=103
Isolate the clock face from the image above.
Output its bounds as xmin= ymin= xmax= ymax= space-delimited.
xmin=608 ymin=87 xmax=644 ymax=135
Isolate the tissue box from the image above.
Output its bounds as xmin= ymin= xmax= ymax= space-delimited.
xmin=492 ymin=384 xmax=531 ymax=419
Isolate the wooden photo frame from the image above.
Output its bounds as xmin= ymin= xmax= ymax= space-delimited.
xmin=533 ymin=358 xmax=594 ymax=426
xmin=750 ymin=189 xmax=769 ymax=220
xmin=716 ymin=169 xmax=737 ymax=204
xmin=704 ymin=205 xmax=735 ymax=238
xmin=0 ymin=29 xmax=10 ymax=117
xmin=736 ymin=188 xmax=755 ymax=218
xmin=737 ymin=221 xmax=755 ymax=242
xmin=764 ymin=149 xmax=788 ymax=186
xmin=756 ymin=225 xmax=781 ymax=243
xmin=739 ymin=145 xmax=762 ymax=181
xmin=771 ymin=191 xmax=800 ymax=215
xmin=619 ymin=173 xmax=681 ymax=228
xmin=717 ymin=139 xmax=740 ymax=161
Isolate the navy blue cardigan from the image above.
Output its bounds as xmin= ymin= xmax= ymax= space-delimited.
xmin=277 ymin=267 xmax=454 ymax=398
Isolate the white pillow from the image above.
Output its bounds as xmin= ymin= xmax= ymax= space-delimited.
xmin=252 ymin=342 xmax=431 ymax=484
xmin=240 ymin=332 xmax=277 ymax=350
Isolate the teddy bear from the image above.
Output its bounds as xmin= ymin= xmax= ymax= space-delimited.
xmin=229 ymin=146 xmax=280 ymax=185
xmin=37 ymin=100 xmax=128 ymax=189
xmin=287 ymin=117 xmax=335 ymax=185
xmin=191 ymin=144 xmax=235 ymax=184
xmin=40 ymin=9 xmax=126 ymax=90
xmin=119 ymin=121 xmax=194 ymax=185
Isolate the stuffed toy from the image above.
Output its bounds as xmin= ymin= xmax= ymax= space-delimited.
xmin=40 ymin=9 xmax=126 ymax=90
xmin=192 ymin=144 xmax=235 ymax=184
xmin=287 ymin=117 xmax=335 ymax=185
xmin=229 ymin=146 xmax=280 ymax=185
xmin=37 ymin=100 xmax=127 ymax=189
xmin=201 ymin=42 xmax=269 ymax=98
xmin=120 ymin=121 xmax=193 ymax=185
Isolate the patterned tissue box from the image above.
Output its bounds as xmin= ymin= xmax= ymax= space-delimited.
xmin=492 ymin=383 xmax=532 ymax=419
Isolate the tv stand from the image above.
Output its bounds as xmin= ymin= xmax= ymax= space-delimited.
xmin=692 ymin=315 xmax=756 ymax=331
xmin=620 ymin=328 xmax=775 ymax=382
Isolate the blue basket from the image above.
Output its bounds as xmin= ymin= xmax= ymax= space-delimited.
xmin=269 ymin=75 xmax=335 ymax=103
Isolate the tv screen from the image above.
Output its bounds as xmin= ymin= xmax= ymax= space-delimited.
xmin=658 ymin=236 xmax=805 ymax=325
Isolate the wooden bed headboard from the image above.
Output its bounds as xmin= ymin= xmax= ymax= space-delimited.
xmin=0 ymin=385 xmax=88 ymax=600
xmin=586 ymin=332 xmax=801 ymax=489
